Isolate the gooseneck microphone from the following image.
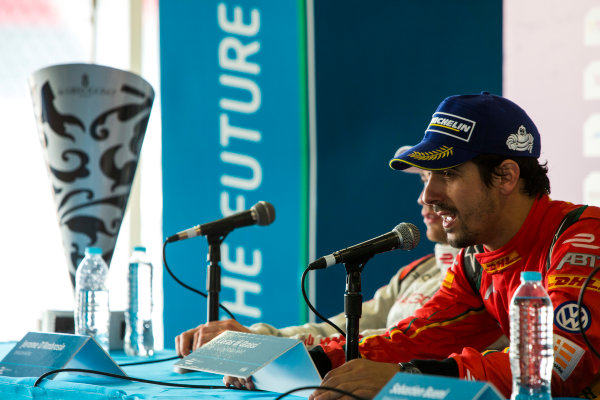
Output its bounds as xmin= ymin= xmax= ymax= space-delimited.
xmin=166 ymin=201 xmax=275 ymax=243
xmin=308 ymin=222 xmax=420 ymax=269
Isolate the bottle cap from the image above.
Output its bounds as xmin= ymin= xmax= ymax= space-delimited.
xmin=133 ymin=246 xmax=146 ymax=252
xmin=521 ymin=271 xmax=542 ymax=282
xmin=85 ymin=247 xmax=103 ymax=255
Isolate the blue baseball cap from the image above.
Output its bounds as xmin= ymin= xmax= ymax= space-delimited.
xmin=390 ymin=92 xmax=540 ymax=171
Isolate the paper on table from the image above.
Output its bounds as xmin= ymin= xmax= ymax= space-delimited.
xmin=0 ymin=331 xmax=125 ymax=379
xmin=174 ymin=331 xmax=321 ymax=397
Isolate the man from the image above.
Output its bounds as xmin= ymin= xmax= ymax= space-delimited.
xmin=308 ymin=92 xmax=600 ymax=400
xmin=175 ymin=161 xmax=461 ymax=359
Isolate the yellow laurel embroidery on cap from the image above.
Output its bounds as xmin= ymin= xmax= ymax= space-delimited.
xmin=408 ymin=145 xmax=454 ymax=161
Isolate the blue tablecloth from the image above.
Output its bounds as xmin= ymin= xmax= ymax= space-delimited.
xmin=0 ymin=342 xmax=306 ymax=399
xmin=0 ymin=342 xmax=583 ymax=400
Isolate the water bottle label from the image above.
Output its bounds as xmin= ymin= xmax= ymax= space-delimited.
xmin=125 ymin=258 xmax=154 ymax=357
xmin=509 ymin=279 xmax=554 ymax=399
xmin=553 ymin=334 xmax=585 ymax=381
xmin=553 ymin=301 xmax=591 ymax=333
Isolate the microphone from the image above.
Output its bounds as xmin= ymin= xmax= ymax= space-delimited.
xmin=308 ymin=223 xmax=420 ymax=269
xmin=166 ymin=201 xmax=275 ymax=242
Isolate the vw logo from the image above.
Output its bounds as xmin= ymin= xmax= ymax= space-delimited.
xmin=554 ymin=301 xmax=591 ymax=333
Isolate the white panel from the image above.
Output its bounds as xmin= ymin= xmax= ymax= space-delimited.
xmin=504 ymin=1 xmax=600 ymax=205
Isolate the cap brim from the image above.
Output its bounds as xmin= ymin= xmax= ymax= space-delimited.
xmin=392 ymin=145 xmax=421 ymax=174
xmin=401 ymin=165 xmax=422 ymax=174
xmin=389 ymin=140 xmax=478 ymax=171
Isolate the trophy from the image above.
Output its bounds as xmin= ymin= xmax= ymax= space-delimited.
xmin=29 ymin=63 xmax=154 ymax=287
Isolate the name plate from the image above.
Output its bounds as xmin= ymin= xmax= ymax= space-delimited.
xmin=174 ymin=331 xmax=321 ymax=396
xmin=0 ymin=331 xmax=125 ymax=379
xmin=374 ymin=372 xmax=503 ymax=400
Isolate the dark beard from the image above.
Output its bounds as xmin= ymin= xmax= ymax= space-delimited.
xmin=447 ymin=234 xmax=477 ymax=249
xmin=445 ymin=223 xmax=480 ymax=249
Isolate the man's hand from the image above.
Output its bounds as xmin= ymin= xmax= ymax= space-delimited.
xmin=223 ymin=375 xmax=256 ymax=390
xmin=174 ymin=319 xmax=252 ymax=357
xmin=309 ymin=359 xmax=399 ymax=400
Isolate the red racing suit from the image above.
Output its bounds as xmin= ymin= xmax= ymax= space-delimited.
xmin=249 ymin=244 xmax=458 ymax=349
xmin=319 ymin=195 xmax=600 ymax=399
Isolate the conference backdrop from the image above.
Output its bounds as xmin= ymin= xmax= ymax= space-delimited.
xmin=311 ymin=0 xmax=502 ymax=318
xmin=159 ymin=0 xmax=502 ymax=343
xmin=160 ymin=1 xmax=309 ymax=343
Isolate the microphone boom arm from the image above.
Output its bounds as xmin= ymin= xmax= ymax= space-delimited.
xmin=305 ymin=222 xmax=420 ymax=360
xmin=344 ymin=260 xmax=364 ymax=361
xmin=206 ymin=233 xmax=226 ymax=322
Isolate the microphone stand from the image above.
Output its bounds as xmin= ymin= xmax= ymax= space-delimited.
xmin=206 ymin=234 xmax=225 ymax=322
xmin=344 ymin=260 xmax=366 ymax=361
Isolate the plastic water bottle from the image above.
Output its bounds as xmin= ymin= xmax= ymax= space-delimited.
xmin=74 ymin=247 xmax=110 ymax=352
xmin=509 ymin=271 xmax=553 ymax=400
xmin=124 ymin=246 xmax=154 ymax=356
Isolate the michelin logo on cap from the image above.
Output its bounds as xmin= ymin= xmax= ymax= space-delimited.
xmin=506 ymin=125 xmax=535 ymax=153
xmin=426 ymin=112 xmax=476 ymax=143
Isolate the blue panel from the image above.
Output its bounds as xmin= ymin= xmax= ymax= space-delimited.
xmin=313 ymin=0 xmax=503 ymax=317
xmin=160 ymin=0 xmax=308 ymax=344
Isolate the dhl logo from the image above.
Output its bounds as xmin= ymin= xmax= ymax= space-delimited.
xmin=548 ymin=274 xmax=600 ymax=292
xmin=480 ymin=250 xmax=521 ymax=273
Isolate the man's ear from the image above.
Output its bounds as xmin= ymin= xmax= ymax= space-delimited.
xmin=495 ymin=159 xmax=520 ymax=195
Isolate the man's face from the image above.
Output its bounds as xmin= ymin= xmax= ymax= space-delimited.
xmin=421 ymin=161 xmax=500 ymax=249
xmin=417 ymin=172 xmax=447 ymax=244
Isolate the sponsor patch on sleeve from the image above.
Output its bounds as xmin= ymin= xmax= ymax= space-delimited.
xmin=548 ymin=274 xmax=600 ymax=292
xmin=555 ymin=252 xmax=600 ymax=270
xmin=554 ymin=301 xmax=591 ymax=333
xmin=442 ymin=270 xmax=454 ymax=289
xmin=561 ymin=233 xmax=599 ymax=249
xmin=553 ymin=334 xmax=585 ymax=381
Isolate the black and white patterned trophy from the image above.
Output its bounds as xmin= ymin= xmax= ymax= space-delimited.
xmin=29 ymin=63 xmax=154 ymax=287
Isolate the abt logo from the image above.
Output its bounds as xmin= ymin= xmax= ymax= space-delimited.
xmin=556 ymin=252 xmax=600 ymax=270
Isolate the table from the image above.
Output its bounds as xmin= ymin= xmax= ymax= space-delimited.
xmin=0 ymin=342 xmax=307 ymax=399
xmin=0 ymin=342 xmax=583 ymax=400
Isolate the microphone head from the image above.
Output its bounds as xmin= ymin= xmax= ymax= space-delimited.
xmin=393 ymin=222 xmax=420 ymax=250
xmin=252 ymin=201 xmax=276 ymax=226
